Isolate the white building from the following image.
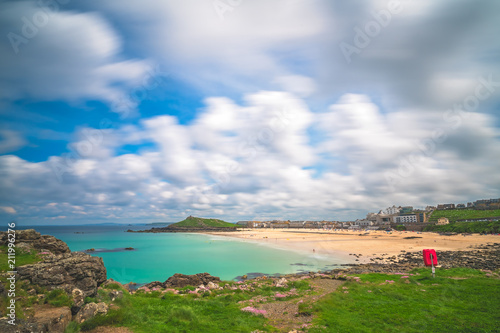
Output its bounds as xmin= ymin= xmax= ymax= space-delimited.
xmin=385 ymin=205 xmax=401 ymax=215
xmin=394 ymin=215 xmax=418 ymax=224
xmin=354 ymin=219 xmax=373 ymax=227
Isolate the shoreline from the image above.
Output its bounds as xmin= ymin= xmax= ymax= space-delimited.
xmin=204 ymin=229 xmax=500 ymax=264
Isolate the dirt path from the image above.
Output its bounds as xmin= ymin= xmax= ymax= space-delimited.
xmin=259 ymin=278 xmax=344 ymax=332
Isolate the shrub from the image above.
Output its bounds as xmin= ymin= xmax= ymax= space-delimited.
xmin=46 ymin=289 xmax=72 ymax=307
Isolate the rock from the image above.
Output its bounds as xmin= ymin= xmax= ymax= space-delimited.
xmin=108 ymin=290 xmax=123 ymax=301
xmin=17 ymin=252 xmax=107 ymax=297
xmin=33 ymin=235 xmax=70 ymax=254
xmin=71 ymin=288 xmax=85 ymax=315
xmin=124 ymin=247 xmax=134 ymax=250
xmin=206 ymin=281 xmax=219 ymax=290
xmin=102 ymin=278 xmax=125 ymax=290
xmin=0 ymin=229 xmax=70 ymax=255
xmin=142 ymin=281 xmax=164 ymax=290
xmin=163 ymin=273 xmax=221 ymax=288
xmin=273 ymin=278 xmax=288 ymax=288
xmin=75 ymin=302 xmax=109 ymax=324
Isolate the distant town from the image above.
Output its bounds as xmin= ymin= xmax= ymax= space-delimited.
xmin=237 ymin=198 xmax=500 ymax=231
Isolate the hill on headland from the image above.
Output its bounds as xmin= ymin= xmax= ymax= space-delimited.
xmin=171 ymin=216 xmax=238 ymax=229
xmin=130 ymin=216 xmax=239 ymax=233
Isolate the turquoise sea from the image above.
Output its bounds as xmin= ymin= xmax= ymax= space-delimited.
xmin=7 ymin=224 xmax=348 ymax=284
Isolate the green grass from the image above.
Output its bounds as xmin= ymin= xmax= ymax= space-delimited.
xmin=46 ymin=289 xmax=73 ymax=307
xmin=309 ymin=268 xmax=500 ymax=333
xmin=79 ymin=291 xmax=273 ymax=332
xmin=0 ymin=245 xmax=42 ymax=271
xmin=425 ymin=220 xmax=500 ymax=233
xmin=170 ymin=216 xmax=238 ymax=229
xmin=428 ymin=208 xmax=500 ymax=222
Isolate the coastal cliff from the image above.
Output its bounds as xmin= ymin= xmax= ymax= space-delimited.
xmin=0 ymin=229 xmax=107 ymax=332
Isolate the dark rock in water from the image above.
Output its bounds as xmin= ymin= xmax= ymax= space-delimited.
xmin=124 ymin=247 xmax=134 ymax=250
xmin=0 ymin=229 xmax=70 ymax=255
xmin=144 ymin=273 xmax=221 ymax=289
xmin=17 ymin=252 xmax=107 ymax=297
xmin=86 ymin=248 xmax=96 ymax=252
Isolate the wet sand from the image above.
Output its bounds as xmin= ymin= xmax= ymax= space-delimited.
xmin=206 ymin=229 xmax=500 ymax=264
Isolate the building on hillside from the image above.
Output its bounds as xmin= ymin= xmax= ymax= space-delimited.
xmin=354 ymin=219 xmax=373 ymax=227
xmin=413 ymin=211 xmax=428 ymax=223
xmin=384 ymin=205 xmax=401 ymax=215
xmin=237 ymin=221 xmax=251 ymax=227
xmin=394 ymin=215 xmax=418 ymax=224
xmin=425 ymin=206 xmax=436 ymax=212
xmin=467 ymin=202 xmax=474 ymax=208
xmin=437 ymin=203 xmax=455 ymax=210
xmin=271 ymin=221 xmax=289 ymax=228
xmin=456 ymin=204 xmax=466 ymax=209
xmin=289 ymin=221 xmax=306 ymax=228
xmin=437 ymin=217 xmax=450 ymax=225
xmin=474 ymin=198 xmax=500 ymax=210
xmin=400 ymin=206 xmax=414 ymax=214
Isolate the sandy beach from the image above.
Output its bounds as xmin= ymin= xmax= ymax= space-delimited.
xmin=206 ymin=229 xmax=500 ymax=264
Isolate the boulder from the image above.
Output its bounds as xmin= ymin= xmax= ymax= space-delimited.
xmin=143 ymin=273 xmax=221 ymax=289
xmin=75 ymin=302 xmax=109 ymax=324
xmin=71 ymin=288 xmax=85 ymax=315
xmin=17 ymin=252 xmax=107 ymax=297
xmin=206 ymin=281 xmax=219 ymax=290
xmin=273 ymin=278 xmax=288 ymax=288
xmin=164 ymin=273 xmax=221 ymax=288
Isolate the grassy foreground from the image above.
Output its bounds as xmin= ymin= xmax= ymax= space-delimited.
xmin=308 ymin=268 xmax=500 ymax=333
xmin=69 ymin=268 xmax=500 ymax=333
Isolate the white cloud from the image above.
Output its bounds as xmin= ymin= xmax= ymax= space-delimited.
xmin=0 ymin=130 xmax=27 ymax=154
xmin=1 ymin=91 xmax=499 ymax=223
xmin=0 ymin=1 xmax=150 ymax=113
xmin=0 ymin=206 xmax=16 ymax=214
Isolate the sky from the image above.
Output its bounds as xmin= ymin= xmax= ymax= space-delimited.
xmin=1 ymin=0 xmax=500 ymax=224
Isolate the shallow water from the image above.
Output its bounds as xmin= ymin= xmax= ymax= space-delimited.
xmin=7 ymin=224 xmax=348 ymax=284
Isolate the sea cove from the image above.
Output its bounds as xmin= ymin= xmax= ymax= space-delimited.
xmin=7 ymin=224 xmax=345 ymax=283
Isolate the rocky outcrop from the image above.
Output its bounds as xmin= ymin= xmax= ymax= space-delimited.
xmin=71 ymin=288 xmax=85 ymax=315
xmin=144 ymin=273 xmax=221 ymax=289
xmin=0 ymin=229 xmax=70 ymax=255
xmin=17 ymin=252 xmax=107 ymax=297
xmin=75 ymin=302 xmax=109 ymax=324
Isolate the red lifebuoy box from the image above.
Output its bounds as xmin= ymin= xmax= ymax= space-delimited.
xmin=423 ymin=249 xmax=438 ymax=266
